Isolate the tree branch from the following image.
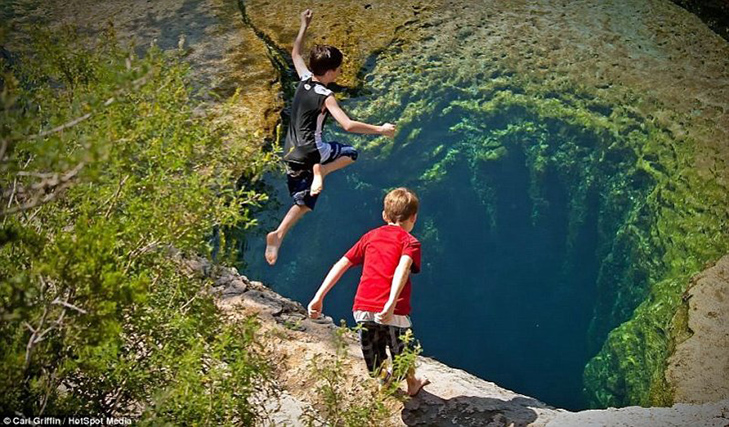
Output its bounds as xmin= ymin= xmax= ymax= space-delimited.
xmin=6 ymin=179 xmax=17 ymax=210
xmin=2 ymin=162 xmax=85 ymax=216
xmin=30 ymin=97 xmax=115 ymax=140
xmin=0 ymin=138 xmax=7 ymax=164
xmin=51 ymin=298 xmax=87 ymax=314
xmin=24 ymin=304 xmax=49 ymax=371
xmin=103 ymin=175 xmax=129 ymax=219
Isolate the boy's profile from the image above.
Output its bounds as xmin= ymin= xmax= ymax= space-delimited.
xmin=307 ymin=188 xmax=430 ymax=396
xmin=265 ymin=9 xmax=397 ymax=265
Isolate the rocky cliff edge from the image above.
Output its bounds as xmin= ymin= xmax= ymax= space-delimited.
xmin=184 ymin=253 xmax=729 ymax=426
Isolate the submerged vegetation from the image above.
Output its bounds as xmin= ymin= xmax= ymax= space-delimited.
xmin=0 ymin=28 xmax=278 ymax=421
xmin=251 ymin=5 xmax=729 ymax=406
xmin=345 ymin=50 xmax=729 ymax=407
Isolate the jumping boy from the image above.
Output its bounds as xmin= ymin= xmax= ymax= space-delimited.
xmin=307 ymin=188 xmax=430 ymax=396
xmin=265 ymin=9 xmax=397 ymax=265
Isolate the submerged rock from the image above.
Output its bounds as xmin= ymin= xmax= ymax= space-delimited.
xmin=668 ymin=0 xmax=729 ymax=41
xmin=3 ymin=0 xmax=283 ymax=139
xmin=242 ymin=0 xmax=439 ymax=91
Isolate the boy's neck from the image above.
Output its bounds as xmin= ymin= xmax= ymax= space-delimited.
xmin=386 ymin=221 xmax=414 ymax=232
xmin=312 ymin=75 xmax=332 ymax=86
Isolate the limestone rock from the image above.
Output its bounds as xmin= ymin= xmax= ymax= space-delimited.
xmin=667 ymin=254 xmax=729 ymax=404
xmin=401 ymin=358 xmax=563 ymax=426
xmin=545 ymin=399 xmax=729 ymax=427
xmin=4 ymin=0 xmax=282 ymax=138
xmin=212 ymin=264 xmax=729 ymax=426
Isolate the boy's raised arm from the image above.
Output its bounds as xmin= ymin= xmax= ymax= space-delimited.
xmin=292 ymin=9 xmax=313 ymax=79
xmin=307 ymin=256 xmax=353 ymax=319
xmin=324 ymin=96 xmax=396 ymax=137
xmin=377 ymin=255 xmax=413 ymax=323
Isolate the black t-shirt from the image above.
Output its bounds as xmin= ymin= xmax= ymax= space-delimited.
xmin=283 ymin=72 xmax=334 ymax=168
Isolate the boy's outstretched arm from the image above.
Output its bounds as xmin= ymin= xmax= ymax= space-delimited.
xmin=292 ymin=9 xmax=313 ymax=78
xmin=307 ymin=257 xmax=353 ymax=319
xmin=376 ymin=255 xmax=413 ymax=323
xmin=324 ymin=96 xmax=396 ymax=138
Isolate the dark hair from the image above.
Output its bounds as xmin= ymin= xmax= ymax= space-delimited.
xmin=384 ymin=188 xmax=419 ymax=223
xmin=309 ymin=45 xmax=343 ymax=76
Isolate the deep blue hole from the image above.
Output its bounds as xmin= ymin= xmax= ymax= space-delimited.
xmin=242 ymin=108 xmax=647 ymax=411
xmin=411 ymin=147 xmax=601 ymax=410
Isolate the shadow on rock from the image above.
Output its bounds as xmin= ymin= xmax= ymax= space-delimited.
xmin=402 ymin=390 xmax=541 ymax=427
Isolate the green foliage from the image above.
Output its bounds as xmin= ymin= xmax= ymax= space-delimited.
xmin=0 ymin=27 xmax=277 ymax=422
xmin=301 ymin=323 xmax=421 ymax=427
xmin=388 ymin=329 xmax=421 ymax=388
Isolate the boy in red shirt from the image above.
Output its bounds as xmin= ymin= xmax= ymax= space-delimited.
xmin=307 ymin=188 xmax=429 ymax=396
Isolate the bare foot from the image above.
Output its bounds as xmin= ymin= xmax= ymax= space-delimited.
xmin=310 ymin=174 xmax=324 ymax=196
xmin=265 ymin=232 xmax=281 ymax=265
xmin=406 ymin=376 xmax=430 ymax=397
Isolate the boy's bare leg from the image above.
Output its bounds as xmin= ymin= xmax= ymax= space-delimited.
xmin=265 ymin=204 xmax=311 ymax=265
xmin=405 ymin=368 xmax=430 ymax=397
xmin=310 ymin=157 xmax=355 ymax=196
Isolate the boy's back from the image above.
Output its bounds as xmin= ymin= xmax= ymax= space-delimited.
xmin=283 ymin=72 xmax=334 ymax=168
xmin=345 ymin=225 xmax=421 ymax=316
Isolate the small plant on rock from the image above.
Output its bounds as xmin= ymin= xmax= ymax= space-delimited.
xmin=301 ymin=322 xmax=422 ymax=427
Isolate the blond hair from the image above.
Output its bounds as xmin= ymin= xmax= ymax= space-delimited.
xmin=383 ymin=187 xmax=419 ymax=223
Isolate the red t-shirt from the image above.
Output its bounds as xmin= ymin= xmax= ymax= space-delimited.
xmin=344 ymin=225 xmax=422 ymax=316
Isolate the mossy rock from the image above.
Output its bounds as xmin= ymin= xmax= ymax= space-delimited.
xmin=242 ymin=0 xmax=440 ymax=90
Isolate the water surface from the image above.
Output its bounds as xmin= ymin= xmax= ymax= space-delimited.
xmin=243 ymin=2 xmax=667 ymax=410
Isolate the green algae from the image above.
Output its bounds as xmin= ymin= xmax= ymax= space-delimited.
xmin=584 ymin=163 xmax=729 ymax=406
xmin=243 ymin=0 xmax=439 ymax=92
xmin=244 ymin=0 xmax=729 ymax=408
xmin=337 ymin=36 xmax=729 ymax=407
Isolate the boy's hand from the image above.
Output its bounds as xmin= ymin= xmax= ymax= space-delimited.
xmin=300 ymin=9 xmax=313 ymax=27
xmin=379 ymin=123 xmax=396 ymax=138
xmin=308 ymin=298 xmax=323 ymax=319
xmin=376 ymin=303 xmax=395 ymax=324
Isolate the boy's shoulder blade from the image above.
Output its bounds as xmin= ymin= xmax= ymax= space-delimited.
xmin=377 ymin=224 xmax=418 ymax=240
xmin=313 ymin=83 xmax=332 ymax=97
xmin=399 ymin=227 xmax=420 ymax=244
xmin=406 ymin=230 xmax=420 ymax=243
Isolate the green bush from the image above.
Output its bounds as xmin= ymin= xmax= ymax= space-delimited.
xmin=0 ymin=27 xmax=276 ymax=423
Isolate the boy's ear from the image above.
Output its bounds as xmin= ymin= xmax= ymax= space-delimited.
xmin=382 ymin=210 xmax=389 ymax=223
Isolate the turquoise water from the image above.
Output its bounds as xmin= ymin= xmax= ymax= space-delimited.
xmin=243 ymin=5 xmax=658 ymax=410
xmin=244 ymin=106 xmax=649 ymax=410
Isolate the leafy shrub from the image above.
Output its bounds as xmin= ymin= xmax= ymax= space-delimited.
xmin=0 ymin=26 xmax=276 ymax=423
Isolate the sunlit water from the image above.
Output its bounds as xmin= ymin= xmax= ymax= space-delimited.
xmin=242 ymin=3 xmax=658 ymax=411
